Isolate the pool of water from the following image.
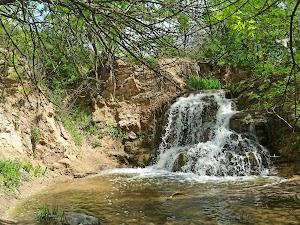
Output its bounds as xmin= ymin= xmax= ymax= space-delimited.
xmin=11 ymin=168 xmax=300 ymax=225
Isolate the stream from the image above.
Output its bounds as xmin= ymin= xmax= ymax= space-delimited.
xmin=10 ymin=91 xmax=300 ymax=224
xmin=10 ymin=168 xmax=300 ymax=224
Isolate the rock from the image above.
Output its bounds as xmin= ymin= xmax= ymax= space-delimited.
xmin=160 ymin=58 xmax=199 ymax=89
xmin=73 ymin=172 xmax=97 ymax=179
xmin=93 ymin=100 xmax=116 ymax=125
xmin=127 ymin=131 xmax=138 ymax=140
xmin=172 ymin=153 xmax=189 ymax=172
xmin=166 ymin=192 xmax=187 ymax=201
xmin=39 ymin=139 xmax=47 ymax=146
xmin=117 ymin=102 xmax=141 ymax=133
xmin=169 ymin=192 xmax=186 ymax=198
xmin=124 ymin=141 xmax=134 ymax=153
xmin=65 ymin=213 xmax=100 ymax=225
xmin=229 ymin=111 xmax=253 ymax=134
xmin=0 ymin=112 xmax=25 ymax=157
xmin=224 ymin=89 xmax=233 ymax=99
xmin=58 ymin=158 xmax=71 ymax=168
xmin=0 ymin=219 xmax=18 ymax=224
xmin=229 ymin=111 xmax=269 ymax=146
xmin=49 ymin=162 xmax=64 ymax=171
xmin=47 ymin=111 xmax=54 ymax=118
xmin=121 ymin=77 xmax=142 ymax=99
xmin=248 ymin=152 xmax=259 ymax=173
xmin=89 ymin=58 xmax=196 ymax=166
xmin=135 ymin=152 xmax=152 ymax=167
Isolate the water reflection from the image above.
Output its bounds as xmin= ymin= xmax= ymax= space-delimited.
xmin=11 ymin=169 xmax=300 ymax=225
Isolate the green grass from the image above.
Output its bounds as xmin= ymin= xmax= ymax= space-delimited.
xmin=104 ymin=124 xmax=127 ymax=138
xmin=31 ymin=126 xmax=41 ymax=145
xmin=62 ymin=117 xmax=84 ymax=146
xmin=187 ymin=76 xmax=221 ymax=90
xmin=36 ymin=206 xmax=65 ymax=223
xmin=54 ymin=101 xmax=99 ymax=146
xmin=91 ymin=139 xmax=102 ymax=148
xmin=0 ymin=159 xmax=46 ymax=191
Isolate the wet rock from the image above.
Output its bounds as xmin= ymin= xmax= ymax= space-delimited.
xmin=224 ymin=89 xmax=233 ymax=99
xmin=73 ymin=172 xmax=97 ymax=179
xmin=248 ymin=152 xmax=259 ymax=173
xmin=166 ymin=192 xmax=186 ymax=200
xmin=172 ymin=153 xmax=189 ymax=172
xmin=229 ymin=133 xmax=239 ymax=141
xmin=229 ymin=111 xmax=253 ymax=134
xmin=229 ymin=111 xmax=269 ymax=146
xmin=65 ymin=213 xmax=100 ymax=225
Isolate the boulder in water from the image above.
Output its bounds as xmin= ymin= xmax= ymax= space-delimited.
xmin=247 ymin=152 xmax=259 ymax=174
xmin=65 ymin=213 xmax=100 ymax=225
xmin=172 ymin=153 xmax=189 ymax=172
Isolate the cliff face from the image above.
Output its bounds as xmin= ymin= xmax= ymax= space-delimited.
xmin=91 ymin=58 xmax=199 ymax=166
xmin=0 ymin=52 xmax=119 ymax=176
xmin=0 ymin=57 xmax=199 ymax=172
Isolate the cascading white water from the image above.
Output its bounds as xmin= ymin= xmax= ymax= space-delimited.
xmin=154 ymin=91 xmax=270 ymax=176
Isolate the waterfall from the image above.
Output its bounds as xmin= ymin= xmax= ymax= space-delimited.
xmin=154 ymin=91 xmax=270 ymax=176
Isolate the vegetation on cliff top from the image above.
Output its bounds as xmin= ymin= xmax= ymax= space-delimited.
xmin=187 ymin=76 xmax=221 ymax=90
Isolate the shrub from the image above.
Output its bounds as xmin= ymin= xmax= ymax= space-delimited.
xmin=104 ymin=124 xmax=127 ymax=138
xmin=56 ymin=105 xmax=98 ymax=146
xmin=0 ymin=160 xmax=22 ymax=190
xmin=187 ymin=76 xmax=221 ymax=90
xmin=0 ymin=159 xmax=46 ymax=191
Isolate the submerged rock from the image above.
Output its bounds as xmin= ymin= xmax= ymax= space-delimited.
xmin=65 ymin=213 xmax=100 ymax=225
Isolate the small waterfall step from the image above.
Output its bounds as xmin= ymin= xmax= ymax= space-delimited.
xmin=154 ymin=90 xmax=270 ymax=176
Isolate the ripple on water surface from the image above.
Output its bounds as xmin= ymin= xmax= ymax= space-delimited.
xmin=11 ymin=168 xmax=300 ymax=225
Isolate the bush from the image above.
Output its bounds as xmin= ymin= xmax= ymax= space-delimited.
xmin=0 ymin=159 xmax=46 ymax=191
xmin=187 ymin=76 xmax=221 ymax=90
xmin=104 ymin=124 xmax=127 ymax=138
xmin=0 ymin=160 xmax=22 ymax=190
xmin=58 ymin=107 xmax=96 ymax=146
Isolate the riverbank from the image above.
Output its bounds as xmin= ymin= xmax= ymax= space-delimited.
xmin=0 ymin=156 xmax=120 ymax=223
xmin=0 ymin=172 xmax=71 ymax=222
